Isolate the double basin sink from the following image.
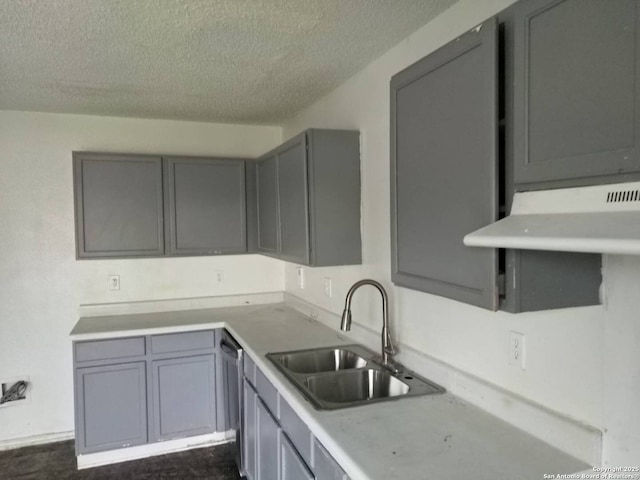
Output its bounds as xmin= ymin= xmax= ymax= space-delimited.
xmin=267 ymin=344 xmax=445 ymax=410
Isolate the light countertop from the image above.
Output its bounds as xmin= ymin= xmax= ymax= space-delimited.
xmin=71 ymin=303 xmax=590 ymax=480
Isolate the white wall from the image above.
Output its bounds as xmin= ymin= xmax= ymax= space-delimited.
xmin=282 ymin=0 xmax=608 ymax=443
xmin=601 ymin=255 xmax=640 ymax=466
xmin=0 ymin=110 xmax=284 ymax=443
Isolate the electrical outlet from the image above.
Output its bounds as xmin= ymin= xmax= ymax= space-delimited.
xmin=215 ymin=270 xmax=224 ymax=284
xmin=509 ymin=331 xmax=526 ymax=370
xmin=109 ymin=274 xmax=120 ymax=291
xmin=324 ymin=278 xmax=332 ymax=298
xmin=296 ymin=267 xmax=305 ymax=289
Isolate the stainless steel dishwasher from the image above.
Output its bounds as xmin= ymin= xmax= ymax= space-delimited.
xmin=219 ymin=330 xmax=244 ymax=475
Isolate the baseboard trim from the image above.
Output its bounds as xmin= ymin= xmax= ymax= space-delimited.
xmin=0 ymin=431 xmax=74 ymax=451
xmin=284 ymin=292 xmax=602 ymax=466
xmin=77 ymin=431 xmax=235 ymax=469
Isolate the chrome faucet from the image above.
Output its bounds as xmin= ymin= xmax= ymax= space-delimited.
xmin=340 ymin=279 xmax=396 ymax=369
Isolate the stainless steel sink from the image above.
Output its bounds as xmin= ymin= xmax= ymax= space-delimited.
xmin=274 ymin=348 xmax=367 ymax=373
xmin=306 ymin=369 xmax=409 ymax=403
xmin=266 ymin=345 xmax=445 ymax=410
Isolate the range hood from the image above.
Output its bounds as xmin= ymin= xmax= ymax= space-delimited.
xmin=463 ymin=181 xmax=640 ymax=255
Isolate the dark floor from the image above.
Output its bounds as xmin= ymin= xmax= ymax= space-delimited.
xmin=0 ymin=440 xmax=240 ymax=480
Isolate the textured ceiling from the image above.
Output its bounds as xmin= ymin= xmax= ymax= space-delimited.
xmin=0 ymin=0 xmax=456 ymax=124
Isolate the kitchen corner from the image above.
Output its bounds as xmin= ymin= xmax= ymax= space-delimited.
xmin=70 ymin=294 xmax=591 ymax=479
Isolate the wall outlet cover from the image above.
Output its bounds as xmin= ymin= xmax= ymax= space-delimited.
xmin=109 ymin=274 xmax=120 ymax=291
xmin=509 ymin=331 xmax=526 ymax=370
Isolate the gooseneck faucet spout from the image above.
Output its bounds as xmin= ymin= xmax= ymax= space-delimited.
xmin=340 ymin=279 xmax=395 ymax=368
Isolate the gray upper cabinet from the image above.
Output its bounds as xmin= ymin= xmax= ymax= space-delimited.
xmin=513 ymin=0 xmax=640 ymax=188
xmin=391 ymin=19 xmax=499 ymax=310
xmin=390 ymin=7 xmax=603 ymax=313
xmin=256 ymin=129 xmax=361 ymax=267
xmin=276 ymin=135 xmax=310 ymax=264
xmin=74 ymin=152 xmax=250 ymax=259
xmin=165 ymin=157 xmax=247 ymax=255
xmin=257 ymin=154 xmax=280 ymax=254
xmin=73 ymin=152 xmax=165 ymax=258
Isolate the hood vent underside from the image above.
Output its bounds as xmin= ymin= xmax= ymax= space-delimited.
xmin=464 ymin=181 xmax=640 ymax=255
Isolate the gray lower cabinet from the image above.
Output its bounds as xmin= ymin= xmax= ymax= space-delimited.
xmin=241 ymin=355 xmax=348 ymax=480
xmin=256 ymin=129 xmax=361 ymax=266
xmin=313 ymin=437 xmax=348 ymax=480
xmin=73 ymin=330 xmax=220 ymax=456
xmin=75 ymin=362 xmax=148 ymax=454
xmin=218 ymin=345 xmax=239 ymax=432
xmin=256 ymin=399 xmax=280 ymax=479
xmin=281 ymin=433 xmax=313 ymax=480
xmin=165 ymin=157 xmax=247 ymax=255
xmin=513 ymin=0 xmax=640 ymax=188
xmin=73 ymin=152 xmax=165 ymax=258
xmin=151 ymin=355 xmax=217 ymax=441
xmin=243 ymin=379 xmax=258 ymax=480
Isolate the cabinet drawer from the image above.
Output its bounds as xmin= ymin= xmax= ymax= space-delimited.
xmin=244 ymin=354 xmax=256 ymax=385
xmin=255 ymin=368 xmax=278 ymax=417
xmin=150 ymin=330 xmax=215 ymax=354
xmin=75 ymin=337 xmax=146 ymax=363
xmin=279 ymin=398 xmax=312 ymax=466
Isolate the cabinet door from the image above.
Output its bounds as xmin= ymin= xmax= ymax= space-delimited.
xmin=277 ymin=134 xmax=311 ymax=265
xmin=256 ymin=399 xmax=280 ymax=480
xmin=151 ymin=355 xmax=216 ymax=441
xmin=75 ymin=362 xmax=147 ymax=454
xmin=243 ymin=379 xmax=258 ymax=480
xmin=390 ymin=19 xmax=499 ymax=310
xmin=513 ymin=0 xmax=640 ymax=187
xmin=73 ymin=152 xmax=164 ymax=258
xmin=313 ymin=437 xmax=348 ymax=480
xmin=165 ymin=157 xmax=246 ymax=255
xmin=280 ymin=432 xmax=313 ymax=480
xmin=257 ymin=154 xmax=279 ymax=254
xmin=218 ymin=350 xmax=239 ymax=432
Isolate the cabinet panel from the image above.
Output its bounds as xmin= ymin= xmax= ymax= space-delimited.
xmin=150 ymin=330 xmax=215 ymax=355
xmin=165 ymin=157 xmax=246 ymax=255
xmin=256 ymin=399 xmax=280 ymax=480
xmin=75 ymin=362 xmax=147 ymax=454
xmin=281 ymin=432 xmax=314 ymax=480
xmin=73 ymin=153 xmax=164 ymax=258
xmin=277 ymin=135 xmax=310 ymax=265
xmin=391 ymin=19 xmax=499 ymax=309
xmin=151 ymin=355 xmax=216 ymax=441
xmin=257 ymin=154 xmax=280 ymax=253
xmin=255 ymin=368 xmax=278 ymax=417
xmin=313 ymin=437 xmax=348 ymax=480
xmin=75 ymin=337 xmax=145 ymax=363
xmin=513 ymin=0 xmax=640 ymax=186
xmin=255 ymin=129 xmax=361 ymax=266
xmin=219 ymin=349 xmax=239 ymax=432
xmin=243 ymin=379 xmax=258 ymax=480
xmin=279 ymin=397 xmax=312 ymax=466
xmin=307 ymin=130 xmax=362 ymax=266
